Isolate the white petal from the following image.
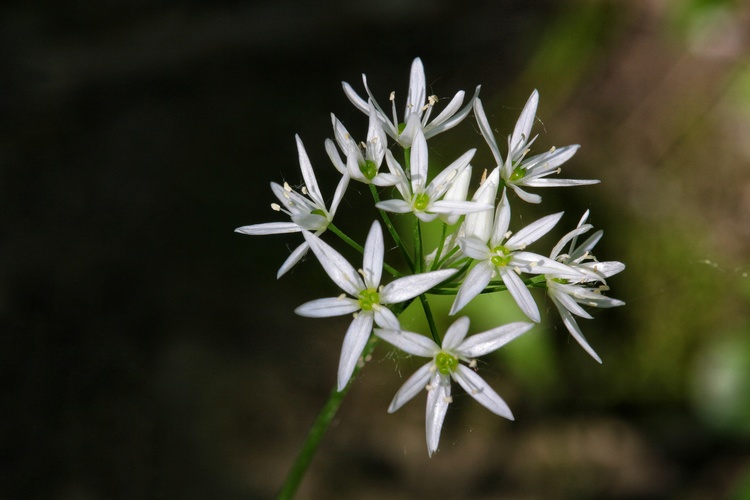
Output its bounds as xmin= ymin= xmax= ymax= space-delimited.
xmin=295 ymin=135 xmax=325 ymax=208
xmin=581 ymin=261 xmax=626 ymax=278
xmin=441 ymin=316 xmax=471 ymax=350
xmin=387 ymin=362 xmax=433 ymax=413
xmin=449 ymin=261 xmax=494 ymax=315
xmin=473 ymin=97 xmax=503 ymax=166
xmin=453 ymin=365 xmax=513 ymax=419
xmin=463 ymin=168 xmax=499 ymax=241
xmin=405 ymin=57 xmax=426 ymax=120
xmin=374 ymin=307 xmax=400 ymax=330
xmin=548 ymin=286 xmax=594 ymax=319
xmin=337 ymin=312 xmax=374 ymax=391
xmin=235 ymin=222 xmax=302 ymax=235
xmin=569 ymin=230 xmax=603 ymax=262
xmin=500 ymin=267 xmax=540 ymax=322
xmin=342 ymin=81 xmax=369 ymax=113
xmin=508 ymin=184 xmax=542 ymax=204
xmin=302 ymin=232 xmax=364 ymax=296
xmin=277 ymin=241 xmax=309 ymax=279
xmin=374 ymin=328 xmax=439 ymax=357
xmin=490 ymin=189 xmax=511 ymax=247
xmin=294 ymin=297 xmax=361 ymax=318
xmin=426 ymin=85 xmax=480 ymax=138
xmin=522 ymin=178 xmax=600 ymax=187
xmin=362 ymin=221 xmax=384 ymax=288
xmin=426 ymin=148 xmax=476 ymax=200
xmin=550 ymin=224 xmax=593 ymax=260
xmin=329 ymin=172 xmax=350 ymax=217
xmin=426 ymin=372 xmax=451 ymax=456
xmin=429 ymin=200 xmax=491 ymax=215
xmin=410 ymin=126 xmax=429 ymax=190
xmin=325 ymin=138 xmax=348 ymax=175
xmin=510 ymin=90 xmax=538 ymax=156
xmin=551 ymin=296 xmax=602 ymax=363
xmin=375 ymin=199 xmax=413 ymax=213
xmin=457 ymin=236 xmax=491 ymax=261
xmin=380 ymin=269 xmax=457 ymax=303
xmin=506 ymin=211 xmax=563 ymax=249
xmin=512 ymin=252 xmax=583 ymax=277
xmin=457 ymin=321 xmax=535 ymax=357
xmin=426 ymin=91 xmax=464 ymax=129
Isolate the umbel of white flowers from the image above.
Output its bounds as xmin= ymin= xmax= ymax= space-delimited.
xmin=235 ymin=57 xmax=624 ymax=456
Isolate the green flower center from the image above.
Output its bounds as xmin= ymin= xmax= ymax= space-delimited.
xmin=360 ymin=159 xmax=378 ymax=180
xmin=358 ymin=288 xmax=380 ymax=311
xmin=552 ymin=277 xmax=569 ymax=284
xmin=413 ymin=192 xmax=430 ymax=211
xmin=398 ymin=122 xmax=407 ymax=134
xmin=490 ymin=245 xmax=512 ymax=267
xmin=509 ymin=165 xmax=526 ymax=181
xmin=435 ymin=351 xmax=459 ymax=375
xmin=310 ymin=209 xmax=326 ymax=217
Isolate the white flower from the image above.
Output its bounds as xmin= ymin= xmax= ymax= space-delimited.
xmin=375 ymin=126 xmax=491 ymax=223
xmin=343 ymin=57 xmax=480 ymax=148
xmin=375 ymin=317 xmax=534 ymax=456
xmin=474 ymin=90 xmax=598 ymax=204
xmin=295 ymin=221 xmax=457 ymax=391
xmin=326 ymin=100 xmax=395 ymax=186
xmin=235 ymin=135 xmax=349 ymax=278
xmin=545 ymin=211 xmax=626 ymax=363
xmin=450 ymin=188 xmax=580 ymax=321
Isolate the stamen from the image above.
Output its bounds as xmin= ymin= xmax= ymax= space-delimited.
xmin=283 ymin=182 xmax=292 ymax=192
xmin=443 ymin=396 xmax=453 ymax=403
xmin=301 ymin=186 xmax=308 ymax=195
xmin=469 ymin=359 xmax=477 ymax=369
xmin=389 ymin=91 xmax=395 ymax=101
xmin=504 ymin=230 xmax=513 ymax=239
xmin=271 ymin=203 xmax=281 ymax=211
xmin=337 ymin=293 xmax=346 ymax=300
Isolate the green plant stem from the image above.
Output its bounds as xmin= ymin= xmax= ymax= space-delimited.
xmin=369 ymin=184 xmax=414 ymax=272
xmin=277 ymin=335 xmax=379 ymax=500
xmin=430 ymin=223 xmax=448 ymax=271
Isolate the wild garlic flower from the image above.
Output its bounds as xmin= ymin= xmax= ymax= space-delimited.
xmin=450 ymin=188 xmax=580 ymax=321
xmin=234 ymin=135 xmax=349 ymax=278
xmin=545 ymin=211 xmax=625 ymax=363
xmin=375 ymin=317 xmax=534 ymax=456
xmin=326 ymin=100 xmax=394 ymax=186
xmin=375 ymin=125 xmax=490 ymax=223
xmin=474 ymin=90 xmax=598 ymax=204
xmin=343 ymin=57 xmax=480 ymax=148
xmin=295 ymin=221 xmax=457 ymax=391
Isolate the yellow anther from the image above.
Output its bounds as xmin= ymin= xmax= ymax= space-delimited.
xmin=271 ymin=203 xmax=281 ymax=211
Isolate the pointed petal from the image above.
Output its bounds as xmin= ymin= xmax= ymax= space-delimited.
xmin=337 ymin=313 xmax=374 ymax=391
xmin=374 ymin=306 xmax=400 ymax=330
xmin=426 ymin=85 xmax=480 ymax=139
xmin=457 ymin=236 xmax=491 ymax=261
xmin=500 ymin=268 xmax=540 ymax=322
xmin=510 ymin=90 xmax=538 ymax=156
xmin=523 ymin=178 xmax=600 ymax=187
xmin=453 ymin=365 xmax=513 ymax=419
xmin=380 ymin=269 xmax=457 ymax=303
xmin=387 ymin=362 xmax=433 ymax=413
xmin=294 ymin=297 xmax=361 ymax=318
xmin=426 ymin=372 xmax=451 ymax=456
xmin=550 ymin=224 xmax=593 ymax=260
xmin=277 ymin=241 xmax=309 ymax=278
xmin=410 ymin=125 xmax=429 ymax=190
xmin=442 ymin=316 xmax=471 ymax=350
xmin=449 ymin=261 xmax=494 ymax=315
xmin=406 ymin=57 xmax=426 ymax=120
xmin=303 ymin=232 xmax=364 ymax=296
xmin=458 ymin=321 xmax=534 ymax=357
xmin=426 ymin=91 xmax=464 ymax=129
xmin=569 ymin=230 xmax=603 ymax=262
xmin=507 ymin=212 xmax=563 ymax=249
xmin=374 ymin=328 xmax=439 ymax=357
xmin=508 ymin=184 xmax=542 ymax=204
xmin=342 ymin=81 xmax=369 ymax=113
xmin=549 ymin=286 xmax=594 ymax=319
xmin=329 ymin=172 xmax=350 ymax=217
xmin=581 ymin=261 xmax=626 ymax=278
xmin=375 ymin=199 xmax=413 ymax=213
xmin=235 ymin=222 xmax=302 ymax=235
xmin=551 ymin=296 xmax=602 ymax=363
xmin=362 ymin=221 xmax=384 ymax=288
xmin=295 ymin=135 xmax=325 ymax=208
xmin=473 ymin=97 xmax=503 ymax=166
xmin=325 ymin=138 xmax=348 ymax=175
xmin=490 ymin=189 xmax=511 ymax=247
xmin=463 ymin=168 xmax=499 ymax=241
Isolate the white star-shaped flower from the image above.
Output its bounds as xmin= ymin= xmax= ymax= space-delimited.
xmin=343 ymin=57 xmax=480 ymax=148
xmin=295 ymin=221 xmax=457 ymax=391
xmin=375 ymin=317 xmax=534 ymax=456
xmin=375 ymin=125 xmax=491 ymax=223
xmin=234 ymin=135 xmax=349 ymax=278
xmin=326 ymin=100 xmax=395 ymax=187
xmin=450 ymin=188 xmax=581 ymax=321
xmin=545 ymin=211 xmax=626 ymax=363
xmin=474 ymin=90 xmax=599 ymax=204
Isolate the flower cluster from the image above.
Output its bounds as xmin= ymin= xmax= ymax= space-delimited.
xmin=237 ymin=58 xmax=625 ymax=456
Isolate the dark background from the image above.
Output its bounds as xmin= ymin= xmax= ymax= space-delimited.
xmin=2 ymin=1 xmax=750 ymax=498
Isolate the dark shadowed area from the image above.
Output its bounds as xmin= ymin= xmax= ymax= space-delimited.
xmin=2 ymin=0 xmax=750 ymax=499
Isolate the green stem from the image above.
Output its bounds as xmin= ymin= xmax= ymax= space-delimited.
xmin=419 ymin=294 xmax=441 ymax=344
xmin=277 ymin=335 xmax=379 ymax=499
xmin=369 ymin=184 xmax=415 ymax=272
xmin=430 ymin=223 xmax=448 ymax=271
xmin=414 ymin=218 xmax=423 ymax=274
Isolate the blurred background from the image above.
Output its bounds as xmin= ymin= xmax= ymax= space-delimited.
xmin=2 ymin=0 xmax=750 ymax=498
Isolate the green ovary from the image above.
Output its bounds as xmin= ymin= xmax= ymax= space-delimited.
xmin=360 ymin=160 xmax=378 ymax=180
xmin=358 ymin=289 xmax=380 ymax=311
xmin=510 ymin=166 xmax=526 ymax=181
xmin=490 ymin=245 xmax=512 ymax=267
xmin=435 ymin=351 xmax=459 ymax=375
xmin=413 ymin=192 xmax=430 ymax=211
